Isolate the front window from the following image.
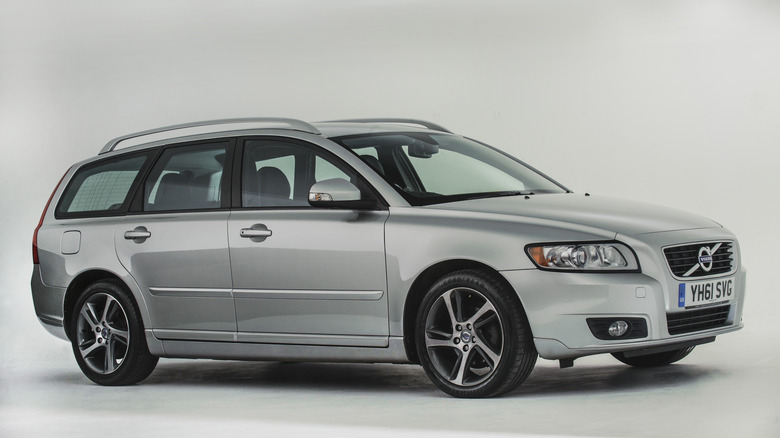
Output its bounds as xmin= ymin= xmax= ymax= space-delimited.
xmin=333 ymin=133 xmax=566 ymax=205
xmin=241 ymin=139 xmax=360 ymax=208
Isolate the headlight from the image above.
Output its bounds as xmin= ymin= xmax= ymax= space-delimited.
xmin=526 ymin=242 xmax=640 ymax=272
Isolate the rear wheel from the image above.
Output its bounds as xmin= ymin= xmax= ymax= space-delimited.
xmin=612 ymin=347 xmax=695 ymax=367
xmin=415 ymin=270 xmax=537 ymax=398
xmin=70 ymin=280 xmax=158 ymax=385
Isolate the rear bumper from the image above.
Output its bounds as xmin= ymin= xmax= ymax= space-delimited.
xmin=31 ymin=265 xmax=68 ymax=341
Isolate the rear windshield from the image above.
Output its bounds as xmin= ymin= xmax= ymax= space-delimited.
xmin=56 ymin=153 xmax=150 ymax=217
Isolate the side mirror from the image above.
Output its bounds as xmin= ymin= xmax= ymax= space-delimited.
xmin=308 ymin=178 xmax=378 ymax=209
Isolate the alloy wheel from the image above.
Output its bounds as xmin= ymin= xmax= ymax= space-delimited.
xmin=75 ymin=293 xmax=130 ymax=374
xmin=423 ymin=287 xmax=504 ymax=387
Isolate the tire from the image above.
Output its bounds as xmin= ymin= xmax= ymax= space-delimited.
xmin=415 ymin=269 xmax=537 ymax=398
xmin=69 ymin=280 xmax=158 ymax=385
xmin=611 ymin=347 xmax=695 ymax=367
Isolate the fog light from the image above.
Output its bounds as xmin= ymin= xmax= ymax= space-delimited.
xmin=587 ymin=317 xmax=646 ymax=340
xmin=608 ymin=320 xmax=629 ymax=337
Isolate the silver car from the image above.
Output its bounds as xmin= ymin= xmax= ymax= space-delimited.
xmin=31 ymin=118 xmax=746 ymax=398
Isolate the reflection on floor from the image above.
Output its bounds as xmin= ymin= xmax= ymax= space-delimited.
xmin=1 ymin=330 xmax=778 ymax=438
xmin=0 ymin=331 xmax=780 ymax=437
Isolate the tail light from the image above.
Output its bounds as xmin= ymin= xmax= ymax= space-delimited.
xmin=33 ymin=169 xmax=70 ymax=264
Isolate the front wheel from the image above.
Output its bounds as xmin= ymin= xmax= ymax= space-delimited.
xmin=70 ymin=280 xmax=158 ymax=385
xmin=612 ymin=347 xmax=695 ymax=367
xmin=415 ymin=270 xmax=537 ymax=398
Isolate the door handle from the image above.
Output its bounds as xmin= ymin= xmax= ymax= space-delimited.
xmin=124 ymin=226 xmax=151 ymax=243
xmin=240 ymin=224 xmax=272 ymax=242
xmin=240 ymin=229 xmax=272 ymax=238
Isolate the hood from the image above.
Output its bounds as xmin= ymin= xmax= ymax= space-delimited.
xmin=427 ymin=193 xmax=721 ymax=236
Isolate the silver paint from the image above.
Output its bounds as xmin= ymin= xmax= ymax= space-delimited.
xmin=31 ymin=120 xmax=745 ymax=371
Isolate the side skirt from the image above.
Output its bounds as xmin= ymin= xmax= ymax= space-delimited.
xmin=145 ymin=331 xmax=410 ymax=364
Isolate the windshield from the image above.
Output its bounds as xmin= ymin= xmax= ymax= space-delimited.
xmin=333 ymin=132 xmax=567 ymax=205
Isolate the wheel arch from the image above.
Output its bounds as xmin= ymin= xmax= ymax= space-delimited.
xmin=63 ymin=270 xmax=139 ymax=339
xmin=401 ymin=259 xmax=524 ymax=364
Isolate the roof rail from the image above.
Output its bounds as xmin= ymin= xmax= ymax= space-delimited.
xmin=325 ymin=118 xmax=452 ymax=133
xmin=99 ymin=118 xmax=321 ymax=155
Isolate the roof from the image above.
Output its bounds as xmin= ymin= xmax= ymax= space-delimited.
xmin=313 ymin=121 xmax=449 ymax=138
xmin=98 ymin=118 xmax=452 ymax=156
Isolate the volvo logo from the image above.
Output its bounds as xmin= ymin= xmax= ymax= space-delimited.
xmin=698 ymin=247 xmax=713 ymax=272
xmin=683 ymin=243 xmax=721 ymax=277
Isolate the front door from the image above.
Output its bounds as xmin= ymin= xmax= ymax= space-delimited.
xmin=228 ymin=138 xmax=389 ymax=347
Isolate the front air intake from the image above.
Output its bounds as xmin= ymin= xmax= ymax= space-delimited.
xmin=667 ymin=305 xmax=731 ymax=335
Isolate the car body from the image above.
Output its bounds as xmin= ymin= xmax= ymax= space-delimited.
xmin=31 ymin=118 xmax=745 ymax=397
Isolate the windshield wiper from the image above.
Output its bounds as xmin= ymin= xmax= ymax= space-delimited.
xmin=493 ymin=190 xmax=536 ymax=197
xmin=455 ymin=190 xmax=536 ymax=201
xmin=416 ymin=190 xmax=564 ymax=206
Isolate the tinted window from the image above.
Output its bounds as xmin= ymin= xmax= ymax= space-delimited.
xmin=405 ymin=145 xmax=525 ymax=194
xmin=144 ymin=143 xmax=228 ymax=211
xmin=335 ymin=133 xmax=566 ymax=206
xmin=315 ymin=156 xmax=349 ymax=182
xmin=57 ymin=154 xmax=148 ymax=216
xmin=242 ymin=140 xmax=353 ymax=208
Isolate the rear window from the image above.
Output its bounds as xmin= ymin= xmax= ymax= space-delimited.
xmin=56 ymin=153 xmax=150 ymax=217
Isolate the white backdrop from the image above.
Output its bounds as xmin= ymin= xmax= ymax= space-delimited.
xmin=1 ymin=1 xmax=779 ymax=435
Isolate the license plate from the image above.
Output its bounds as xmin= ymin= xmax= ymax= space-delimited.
xmin=678 ymin=277 xmax=735 ymax=308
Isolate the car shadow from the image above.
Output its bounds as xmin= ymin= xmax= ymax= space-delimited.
xmin=143 ymin=360 xmax=434 ymax=394
xmin=511 ymin=362 xmax=723 ymax=397
xmin=135 ymin=358 xmax=724 ymax=398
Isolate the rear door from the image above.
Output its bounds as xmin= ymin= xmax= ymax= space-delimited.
xmin=227 ymin=137 xmax=389 ymax=347
xmin=115 ymin=140 xmax=236 ymax=340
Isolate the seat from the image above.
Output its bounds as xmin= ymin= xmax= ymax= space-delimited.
xmin=152 ymin=173 xmax=191 ymax=211
xmin=360 ymin=155 xmax=385 ymax=176
xmin=190 ymin=172 xmax=221 ymax=208
xmin=256 ymin=166 xmax=291 ymax=206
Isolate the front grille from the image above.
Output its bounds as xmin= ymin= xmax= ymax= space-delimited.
xmin=667 ymin=305 xmax=731 ymax=335
xmin=664 ymin=241 xmax=734 ymax=278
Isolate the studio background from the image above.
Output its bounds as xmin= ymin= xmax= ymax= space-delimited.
xmin=1 ymin=1 xmax=778 ymax=437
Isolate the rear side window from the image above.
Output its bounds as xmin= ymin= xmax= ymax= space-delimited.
xmin=144 ymin=142 xmax=228 ymax=212
xmin=56 ymin=153 xmax=150 ymax=217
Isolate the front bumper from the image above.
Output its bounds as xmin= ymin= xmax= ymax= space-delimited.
xmin=31 ymin=265 xmax=68 ymax=341
xmin=501 ymin=265 xmax=746 ymax=360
